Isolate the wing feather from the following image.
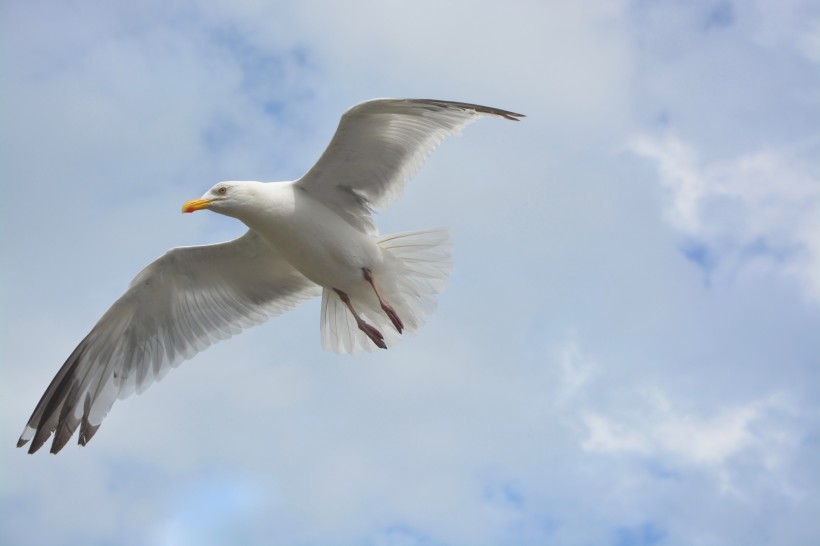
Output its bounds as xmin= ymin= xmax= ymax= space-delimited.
xmin=296 ymin=98 xmax=523 ymax=234
xmin=18 ymin=230 xmax=320 ymax=453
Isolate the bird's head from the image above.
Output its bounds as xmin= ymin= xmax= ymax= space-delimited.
xmin=182 ymin=181 xmax=257 ymax=217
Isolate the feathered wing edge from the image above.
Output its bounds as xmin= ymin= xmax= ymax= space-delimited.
xmin=17 ymin=231 xmax=320 ymax=454
xmin=297 ymin=98 xmax=524 ymax=234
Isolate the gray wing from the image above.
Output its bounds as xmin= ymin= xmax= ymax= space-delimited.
xmin=17 ymin=230 xmax=320 ymax=454
xmin=295 ymin=98 xmax=524 ymax=234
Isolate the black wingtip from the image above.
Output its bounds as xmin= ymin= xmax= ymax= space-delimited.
xmin=27 ymin=431 xmax=50 ymax=454
xmin=409 ymin=99 xmax=525 ymax=121
xmin=50 ymin=434 xmax=70 ymax=454
xmin=79 ymin=422 xmax=100 ymax=446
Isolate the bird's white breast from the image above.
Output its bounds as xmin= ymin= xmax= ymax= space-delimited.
xmin=239 ymin=182 xmax=382 ymax=290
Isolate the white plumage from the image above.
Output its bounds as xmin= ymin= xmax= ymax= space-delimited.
xmin=17 ymin=98 xmax=523 ymax=454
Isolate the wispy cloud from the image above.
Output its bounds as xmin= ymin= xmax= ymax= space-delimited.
xmin=630 ymin=132 xmax=820 ymax=301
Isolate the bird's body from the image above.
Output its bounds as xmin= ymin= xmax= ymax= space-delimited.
xmin=237 ymin=181 xmax=383 ymax=291
xmin=17 ymin=98 xmax=523 ymax=453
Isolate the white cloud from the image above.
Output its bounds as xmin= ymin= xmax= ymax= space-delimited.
xmin=748 ymin=0 xmax=820 ymax=63
xmin=553 ymin=338 xmax=597 ymax=405
xmin=630 ymin=132 xmax=820 ymax=301
xmin=583 ymin=412 xmax=651 ymax=453
xmin=581 ymin=388 xmax=808 ymax=499
xmin=629 ymin=134 xmax=706 ymax=233
xmin=584 ymin=389 xmax=761 ymax=463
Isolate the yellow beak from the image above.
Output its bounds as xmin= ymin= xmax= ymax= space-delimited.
xmin=182 ymin=198 xmax=215 ymax=213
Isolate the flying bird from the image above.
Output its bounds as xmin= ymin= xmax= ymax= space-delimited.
xmin=17 ymin=98 xmax=523 ymax=454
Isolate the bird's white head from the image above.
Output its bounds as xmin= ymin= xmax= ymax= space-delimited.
xmin=182 ymin=181 xmax=259 ymax=217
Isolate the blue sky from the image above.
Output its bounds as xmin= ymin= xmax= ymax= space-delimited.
xmin=1 ymin=1 xmax=819 ymax=545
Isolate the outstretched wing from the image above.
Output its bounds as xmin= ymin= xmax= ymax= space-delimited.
xmin=296 ymin=98 xmax=524 ymax=234
xmin=18 ymin=230 xmax=320 ymax=454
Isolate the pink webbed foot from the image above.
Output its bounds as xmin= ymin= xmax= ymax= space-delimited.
xmin=334 ymin=288 xmax=388 ymax=350
xmin=363 ymin=267 xmax=404 ymax=333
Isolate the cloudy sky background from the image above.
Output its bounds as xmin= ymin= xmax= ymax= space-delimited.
xmin=2 ymin=0 xmax=819 ymax=544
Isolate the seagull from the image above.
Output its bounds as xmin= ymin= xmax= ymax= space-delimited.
xmin=17 ymin=98 xmax=523 ymax=454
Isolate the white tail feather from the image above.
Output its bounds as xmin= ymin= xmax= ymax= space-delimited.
xmin=321 ymin=228 xmax=452 ymax=354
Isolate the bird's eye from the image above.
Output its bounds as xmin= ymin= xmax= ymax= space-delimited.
xmin=217 ymin=186 xmax=227 ymax=195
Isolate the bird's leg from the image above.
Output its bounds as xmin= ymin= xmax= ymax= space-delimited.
xmin=362 ymin=267 xmax=404 ymax=334
xmin=333 ymin=288 xmax=387 ymax=349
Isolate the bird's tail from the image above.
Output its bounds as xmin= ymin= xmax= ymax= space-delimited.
xmin=320 ymin=228 xmax=452 ymax=353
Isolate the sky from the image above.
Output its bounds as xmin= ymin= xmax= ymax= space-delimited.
xmin=1 ymin=0 xmax=819 ymax=544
